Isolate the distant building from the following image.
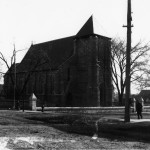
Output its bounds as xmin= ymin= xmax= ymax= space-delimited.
xmin=138 ymin=90 xmax=150 ymax=104
xmin=4 ymin=16 xmax=112 ymax=108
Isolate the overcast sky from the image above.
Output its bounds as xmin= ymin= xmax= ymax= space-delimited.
xmin=1 ymin=0 xmax=150 ymax=62
xmin=0 ymin=0 xmax=150 ymax=91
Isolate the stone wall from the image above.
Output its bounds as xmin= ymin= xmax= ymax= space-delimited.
xmin=36 ymin=106 xmax=150 ymax=114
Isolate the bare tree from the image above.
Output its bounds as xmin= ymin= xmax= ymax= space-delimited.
xmin=17 ymin=49 xmax=50 ymax=111
xmin=134 ymin=71 xmax=150 ymax=92
xmin=0 ymin=50 xmax=15 ymax=82
xmin=111 ymin=38 xmax=150 ymax=104
xmin=0 ymin=47 xmax=50 ymax=109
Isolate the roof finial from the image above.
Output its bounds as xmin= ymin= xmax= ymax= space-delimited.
xmin=31 ymin=41 xmax=33 ymax=46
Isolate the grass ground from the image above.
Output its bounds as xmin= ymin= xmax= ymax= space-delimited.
xmin=0 ymin=110 xmax=150 ymax=149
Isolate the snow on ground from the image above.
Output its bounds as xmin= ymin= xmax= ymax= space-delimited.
xmin=0 ymin=136 xmax=76 ymax=150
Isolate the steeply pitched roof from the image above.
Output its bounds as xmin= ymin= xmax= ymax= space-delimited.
xmin=35 ymin=36 xmax=75 ymax=68
xmin=16 ymin=16 xmax=110 ymax=72
xmin=76 ymin=15 xmax=110 ymax=39
xmin=4 ymin=63 xmax=20 ymax=76
xmin=18 ymin=36 xmax=75 ymax=72
xmin=76 ymin=16 xmax=94 ymax=37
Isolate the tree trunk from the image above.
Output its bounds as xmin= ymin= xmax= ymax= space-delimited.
xmin=118 ymin=92 xmax=124 ymax=106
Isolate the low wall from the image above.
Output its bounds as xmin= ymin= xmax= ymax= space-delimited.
xmin=0 ymin=98 xmax=14 ymax=109
xmin=0 ymin=97 xmax=150 ymax=113
xmin=0 ymin=98 xmax=32 ymax=110
xmin=36 ymin=106 xmax=127 ymax=114
xmin=36 ymin=106 xmax=150 ymax=114
xmin=143 ymin=106 xmax=150 ymax=112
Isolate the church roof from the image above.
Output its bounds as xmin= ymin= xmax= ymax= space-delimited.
xmin=76 ymin=15 xmax=110 ymax=39
xmin=17 ymin=36 xmax=75 ymax=72
xmin=4 ymin=63 xmax=20 ymax=76
xmin=15 ymin=16 xmax=110 ymax=73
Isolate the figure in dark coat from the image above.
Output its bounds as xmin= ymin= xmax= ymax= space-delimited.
xmin=136 ymin=100 xmax=143 ymax=119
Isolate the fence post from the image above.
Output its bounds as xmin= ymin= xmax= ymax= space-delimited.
xmin=133 ymin=98 xmax=136 ymax=112
xmin=141 ymin=97 xmax=144 ymax=111
xmin=29 ymin=93 xmax=37 ymax=111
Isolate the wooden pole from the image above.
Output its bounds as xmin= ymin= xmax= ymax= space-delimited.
xmin=13 ymin=45 xmax=16 ymax=109
xmin=124 ymin=0 xmax=133 ymax=122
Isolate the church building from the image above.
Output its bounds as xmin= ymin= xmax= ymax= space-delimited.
xmin=4 ymin=16 xmax=112 ymax=108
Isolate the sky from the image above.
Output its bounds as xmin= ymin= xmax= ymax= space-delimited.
xmin=0 ymin=0 xmax=150 ymax=92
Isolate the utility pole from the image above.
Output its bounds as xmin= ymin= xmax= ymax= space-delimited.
xmin=13 ymin=45 xmax=16 ymax=109
xmin=123 ymin=0 xmax=133 ymax=122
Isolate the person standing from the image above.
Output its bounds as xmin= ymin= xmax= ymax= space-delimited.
xmin=136 ymin=100 xmax=143 ymax=119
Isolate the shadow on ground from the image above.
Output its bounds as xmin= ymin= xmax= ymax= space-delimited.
xmin=24 ymin=113 xmax=150 ymax=143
